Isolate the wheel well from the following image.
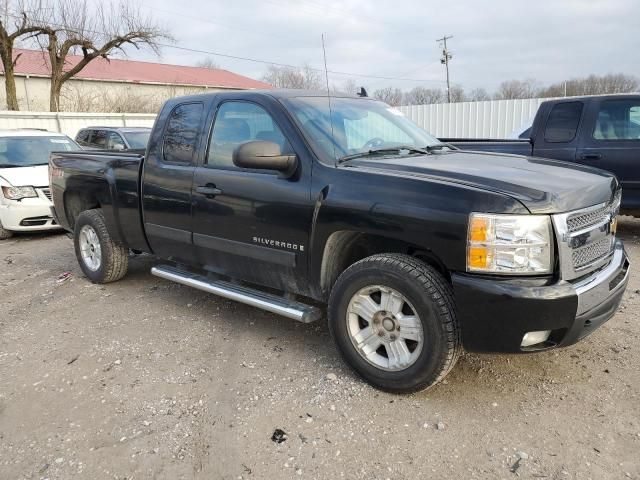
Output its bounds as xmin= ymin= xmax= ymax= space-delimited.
xmin=64 ymin=190 xmax=100 ymax=230
xmin=319 ymin=231 xmax=449 ymax=296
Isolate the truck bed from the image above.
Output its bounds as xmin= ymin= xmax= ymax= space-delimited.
xmin=49 ymin=150 xmax=149 ymax=252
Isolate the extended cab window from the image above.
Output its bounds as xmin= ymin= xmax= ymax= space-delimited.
xmin=92 ymin=130 xmax=108 ymax=148
xmin=593 ymin=99 xmax=640 ymax=140
xmin=76 ymin=130 xmax=90 ymax=144
xmin=163 ymin=103 xmax=204 ymax=164
xmin=207 ymin=101 xmax=291 ymax=170
xmin=544 ymin=102 xmax=583 ymax=143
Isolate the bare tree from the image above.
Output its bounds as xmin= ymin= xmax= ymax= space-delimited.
xmin=404 ymin=87 xmax=445 ymax=105
xmin=196 ymin=57 xmax=219 ymax=70
xmin=0 ymin=1 xmax=50 ymax=110
xmin=34 ymin=0 xmax=170 ymax=111
xmin=373 ymin=87 xmax=403 ymax=106
xmin=449 ymin=85 xmax=467 ymax=103
xmin=467 ymin=87 xmax=490 ymax=101
xmin=262 ymin=64 xmax=323 ymax=90
xmin=494 ymin=79 xmax=539 ymax=100
xmin=538 ymin=73 xmax=639 ymax=98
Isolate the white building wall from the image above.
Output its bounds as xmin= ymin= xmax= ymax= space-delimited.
xmin=399 ymin=98 xmax=551 ymax=139
xmin=0 ymin=110 xmax=157 ymax=137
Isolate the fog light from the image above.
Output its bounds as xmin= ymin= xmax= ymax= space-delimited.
xmin=521 ymin=330 xmax=551 ymax=347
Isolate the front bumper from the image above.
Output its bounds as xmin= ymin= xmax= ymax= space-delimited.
xmin=0 ymin=200 xmax=62 ymax=232
xmin=452 ymin=239 xmax=630 ymax=353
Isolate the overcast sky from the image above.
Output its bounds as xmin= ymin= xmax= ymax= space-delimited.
xmin=121 ymin=0 xmax=639 ymax=93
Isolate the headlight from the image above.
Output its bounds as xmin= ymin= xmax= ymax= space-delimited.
xmin=467 ymin=213 xmax=553 ymax=274
xmin=1 ymin=186 xmax=38 ymax=200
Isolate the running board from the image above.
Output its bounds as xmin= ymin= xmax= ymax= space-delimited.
xmin=151 ymin=265 xmax=321 ymax=323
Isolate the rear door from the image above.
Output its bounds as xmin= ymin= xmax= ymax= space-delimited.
xmin=190 ymin=96 xmax=315 ymax=293
xmin=532 ymin=100 xmax=585 ymax=162
xmin=576 ymin=97 xmax=640 ymax=210
xmin=141 ymin=101 xmax=206 ymax=263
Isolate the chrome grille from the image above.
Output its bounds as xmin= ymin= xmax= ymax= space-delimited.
xmin=40 ymin=188 xmax=52 ymax=201
xmin=567 ymin=204 xmax=610 ymax=233
xmin=572 ymin=237 xmax=613 ymax=269
xmin=552 ymin=190 xmax=620 ymax=280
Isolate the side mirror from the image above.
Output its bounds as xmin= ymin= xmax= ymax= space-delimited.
xmin=233 ymin=141 xmax=298 ymax=178
xmin=112 ymin=143 xmax=125 ymax=151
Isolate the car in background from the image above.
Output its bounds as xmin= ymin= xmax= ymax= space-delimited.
xmin=75 ymin=126 xmax=151 ymax=151
xmin=0 ymin=129 xmax=80 ymax=239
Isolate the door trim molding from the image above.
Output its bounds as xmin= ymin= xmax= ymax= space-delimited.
xmin=145 ymin=223 xmax=192 ymax=244
xmin=193 ymin=233 xmax=296 ymax=268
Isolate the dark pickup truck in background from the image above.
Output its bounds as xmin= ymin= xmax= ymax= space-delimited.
xmin=444 ymin=95 xmax=640 ymax=214
xmin=50 ymin=90 xmax=629 ymax=393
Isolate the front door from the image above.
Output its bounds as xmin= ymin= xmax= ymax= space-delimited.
xmin=191 ymin=98 xmax=314 ymax=294
xmin=576 ymin=97 xmax=640 ymax=211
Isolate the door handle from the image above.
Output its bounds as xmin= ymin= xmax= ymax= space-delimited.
xmin=580 ymin=153 xmax=602 ymax=160
xmin=196 ymin=185 xmax=223 ymax=197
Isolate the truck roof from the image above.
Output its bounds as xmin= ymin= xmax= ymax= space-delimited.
xmin=163 ymin=88 xmax=371 ymax=105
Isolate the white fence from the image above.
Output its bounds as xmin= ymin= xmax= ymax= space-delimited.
xmin=399 ymin=98 xmax=548 ymax=139
xmin=0 ymin=111 xmax=157 ymax=138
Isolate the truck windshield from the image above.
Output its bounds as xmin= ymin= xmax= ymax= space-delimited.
xmin=0 ymin=136 xmax=80 ymax=168
xmin=122 ymin=131 xmax=150 ymax=149
xmin=285 ymin=96 xmax=442 ymax=162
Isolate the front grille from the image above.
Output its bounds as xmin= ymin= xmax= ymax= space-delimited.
xmin=572 ymin=237 xmax=613 ymax=269
xmin=40 ymin=188 xmax=52 ymax=201
xmin=553 ymin=190 xmax=620 ymax=280
xmin=567 ymin=204 xmax=610 ymax=233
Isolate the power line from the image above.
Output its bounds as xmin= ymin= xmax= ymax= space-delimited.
xmin=156 ymin=42 xmax=446 ymax=83
xmin=4 ymin=10 xmax=446 ymax=85
xmin=437 ymin=35 xmax=453 ymax=103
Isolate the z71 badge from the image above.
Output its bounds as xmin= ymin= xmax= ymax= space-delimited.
xmin=253 ymin=237 xmax=305 ymax=252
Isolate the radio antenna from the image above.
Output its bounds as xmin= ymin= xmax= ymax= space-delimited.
xmin=321 ymin=34 xmax=338 ymax=164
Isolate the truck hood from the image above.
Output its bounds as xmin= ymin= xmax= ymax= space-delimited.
xmin=342 ymin=150 xmax=618 ymax=214
xmin=0 ymin=165 xmax=49 ymax=187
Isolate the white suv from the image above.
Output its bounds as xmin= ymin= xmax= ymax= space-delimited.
xmin=0 ymin=129 xmax=80 ymax=239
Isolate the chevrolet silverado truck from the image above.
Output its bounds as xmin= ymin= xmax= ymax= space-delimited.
xmin=443 ymin=94 xmax=640 ymax=214
xmin=49 ymin=90 xmax=630 ymax=393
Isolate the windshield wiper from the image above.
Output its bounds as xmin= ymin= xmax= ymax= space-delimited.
xmin=338 ymin=146 xmax=428 ymax=163
xmin=425 ymin=143 xmax=456 ymax=152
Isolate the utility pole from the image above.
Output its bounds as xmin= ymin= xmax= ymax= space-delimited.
xmin=437 ymin=35 xmax=453 ymax=103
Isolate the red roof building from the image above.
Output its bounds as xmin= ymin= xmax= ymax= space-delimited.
xmin=4 ymin=48 xmax=271 ymax=90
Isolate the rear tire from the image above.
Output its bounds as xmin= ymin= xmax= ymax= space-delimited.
xmin=328 ymin=253 xmax=461 ymax=393
xmin=73 ymin=209 xmax=128 ymax=283
xmin=0 ymin=220 xmax=13 ymax=240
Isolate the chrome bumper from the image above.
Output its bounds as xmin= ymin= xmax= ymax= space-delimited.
xmin=574 ymin=239 xmax=629 ymax=316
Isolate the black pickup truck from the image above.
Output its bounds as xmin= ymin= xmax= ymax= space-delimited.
xmin=444 ymin=95 xmax=640 ymax=214
xmin=49 ymin=90 xmax=630 ymax=393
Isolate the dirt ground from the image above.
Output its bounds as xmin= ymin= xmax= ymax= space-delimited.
xmin=1 ymin=219 xmax=639 ymax=480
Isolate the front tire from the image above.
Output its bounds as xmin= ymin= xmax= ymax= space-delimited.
xmin=73 ymin=209 xmax=128 ymax=283
xmin=328 ymin=254 xmax=461 ymax=393
xmin=0 ymin=219 xmax=13 ymax=240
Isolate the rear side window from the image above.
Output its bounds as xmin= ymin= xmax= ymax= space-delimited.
xmin=593 ymin=99 xmax=640 ymax=141
xmin=92 ymin=130 xmax=108 ymax=148
xmin=76 ymin=130 xmax=90 ymax=144
xmin=163 ymin=103 xmax=204 ymax=164
xmin=544 ymin=102 xmax=583 ymax=143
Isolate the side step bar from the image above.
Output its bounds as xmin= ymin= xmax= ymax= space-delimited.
xmin=151 ymin=265 xmax=321 ymax=323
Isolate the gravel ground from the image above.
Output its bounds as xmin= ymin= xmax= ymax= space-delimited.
xmin=1 ymin=219 xmax=639 ymax=480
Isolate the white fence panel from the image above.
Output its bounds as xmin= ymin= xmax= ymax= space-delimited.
xmin=0 ymin=111 xmax=157 ymax=138
xmin=399 ymin=98 xmax=549 ymax=139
